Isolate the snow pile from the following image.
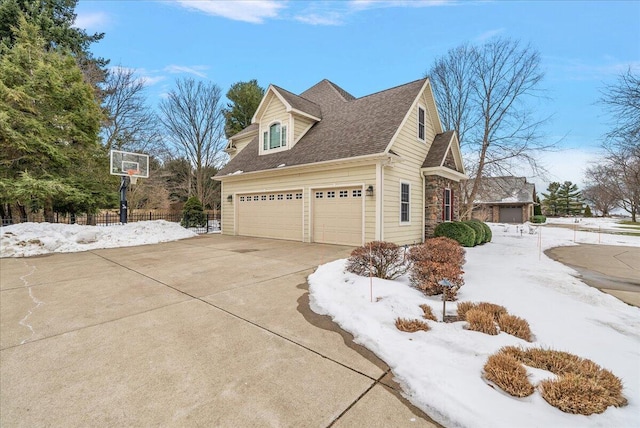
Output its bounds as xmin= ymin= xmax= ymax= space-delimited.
xmin=546 ymin=216 xmax=638 ymax=233
xmin=0 ymin=221 xmax=197 ymax=258
xmin=309 ymin=224 xmax=640 ymax=428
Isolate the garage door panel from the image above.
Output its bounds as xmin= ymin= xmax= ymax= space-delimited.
xmin=499 ymin=207 xmax=523 ymax=223
xmin=238 ymin=192 xmax=302 ymax=241
xmin=313 ymin=188 xmax=363 ymax=246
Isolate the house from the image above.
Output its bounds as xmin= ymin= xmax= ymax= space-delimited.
xmin=213 ymin=78 xmax=467 ymax=246
xmin=469 ymin=176 xmax=536 ymax=223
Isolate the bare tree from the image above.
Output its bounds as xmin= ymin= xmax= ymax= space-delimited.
xmin=600 ymin=68 xmax=640 ymax=144
xmin=581 ymin=179 xmax=619 ymax=217
xmin=429 ymin=38 xmax=554 ymax=218
xmin=102 ymin=67 xmax=163 ymax=153
xmin=159 ymin=78 xmax=226 ymax=207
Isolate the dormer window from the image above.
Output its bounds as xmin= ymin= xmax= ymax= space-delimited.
xmin=263 ymin=122 xmax=287 ymax=151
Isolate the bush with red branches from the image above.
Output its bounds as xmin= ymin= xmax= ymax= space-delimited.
xmin=408 ymin=237 xmax=465 ymax=299
xmin=345 ymin=241 xmax=408 ymax=280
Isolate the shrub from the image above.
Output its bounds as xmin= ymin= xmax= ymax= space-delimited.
xmin=409 ymin=237 xmax=465 ymax=300
xmin=498 ymin=313 xmax=532 ymax=341
xmin=346 ymin=241 xmax=408 ymax=280
xmin=181 ymin=196 xmax=206 ymax=228
xmin=475 ymin=302 xmax=508 ymax=321
xmin=433 ymin=222 xmax=476 ymax=247
xmin=456 ymin=301 xmax=476 ymax=321
xmin=463 ymin=221 xmax=485 ymax=245
xmin=583 ymin=205 xmax=593 ymax=217
xmin=478 ymin=221 xmax=492 ymax=243
xmin=419 ymin=304 xmax=437 ymax=321
xmin=484 ymin=353 xmax=534 ymax=397
xmin=530 ymin=215 xmax=547 ymax=224
xmin=466 ymin=308 xmax=498 ymax=335
xmin=490 ymin=346 xmax=627 ymax=415
xmin=395 ymin=318 xmax=430 ymax=333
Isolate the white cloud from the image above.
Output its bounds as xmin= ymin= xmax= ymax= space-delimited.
xmin=526 ymin=148 xmax=601 ymax=190
xmin=108 ymin=66 xmax=166 ymax=87
xmin=295 ymin=12 xmax=343 ymax=26
xmin=349 ymin=0 xmax=455 ymax=10
xmin=164 ymin=65 xmax=209 ymax=78
xmin=546 ymin=57 xmax=640 ymax=82
xmin=174 ymin=0 xmax=285 ymax=23
xmin=474 ymin=28 xmax=505 ymax=43
xmin=73 ymin=11 xmax=109 ymax=30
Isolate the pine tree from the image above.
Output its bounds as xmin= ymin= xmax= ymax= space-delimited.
xmin=583 ymin=205 xmax=593 ymax=217
xmin=534 ymin=192 xmax=542 ymax=216
xmin=557 ymin=181 xmax=583 ymax=216
xmin=541 ymin=182 xmax=561 ymax=216
xmin=0 ymin=16 xmax=109 ymax=218
xmin=223 ymin=79 xmax=265 ymax=137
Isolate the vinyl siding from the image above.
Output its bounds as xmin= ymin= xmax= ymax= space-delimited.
xmin=228 ymin=134 xmax=256 ymax=160
xmin=293 ymin=114 xmax=316 ymax=145
xmin=383 ymin=88 xmax=437 ymax=245
xmin=220 ymin=163 xmax=376 ymax=244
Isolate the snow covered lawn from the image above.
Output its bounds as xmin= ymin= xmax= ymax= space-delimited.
xmin=0 ymin=221 xmax=197 ymax=258
xmin=309 ymin=224 xmax=640 ymax=428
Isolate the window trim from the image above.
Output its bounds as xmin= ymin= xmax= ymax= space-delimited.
xmin=443 ymin=188 xmax=453 ymax=222
xmin=261 ymin=120 xmax=288 ymax=153
xmin=400 ymin=181 xmax=411 ymax=224
xmin=417 ymin=104 xmax=426 ymax=142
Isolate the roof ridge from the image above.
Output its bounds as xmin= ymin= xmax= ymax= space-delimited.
xmin=355 ymin=77 xmax=427 ymax=101
xmin=271 ymin=84 xmax=321 ymax=108
xmin=322 ymin=79 xmax=355 ymax=102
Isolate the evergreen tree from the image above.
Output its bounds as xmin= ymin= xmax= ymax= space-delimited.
xmin=557 ymin=181 xmax=582 ymax=215
xmin=0 ymin=16 xmax=109 ymax=218
xmin=533 ymin=192 xmax=542 ymax=216
xmin=223 ymin=79 xmax=264 ymax=137
xmin=541 ymin=182 xmax=560 ymax=216
xmin=583 ymin=205 xmax=593 ymax=217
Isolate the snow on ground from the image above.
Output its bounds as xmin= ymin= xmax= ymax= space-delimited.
xmin=309 ymin=223 xmax=640 ymax=428
xmin=0 ymin=221 xmax=197 ymax=258
xmin=546 ymin=216 xmax=639 ymax=233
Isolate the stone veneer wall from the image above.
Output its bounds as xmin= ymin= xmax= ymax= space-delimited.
xmin=424 ymin=175 xmax=461 ymax=237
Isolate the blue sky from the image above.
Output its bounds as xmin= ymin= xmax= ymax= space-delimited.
xmin=75 ymin=0 xmax=640 ymax=190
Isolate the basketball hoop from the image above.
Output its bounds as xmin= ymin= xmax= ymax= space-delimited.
xmin=126 ymin=169 xmax=139 ymax=185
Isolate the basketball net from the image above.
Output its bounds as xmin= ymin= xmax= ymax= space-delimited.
xmin=127 ymin=169 xmax=139 ymax=185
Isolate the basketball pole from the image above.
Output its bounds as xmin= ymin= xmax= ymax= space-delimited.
xmin=119 ymin=175 xmax=129 ymax=224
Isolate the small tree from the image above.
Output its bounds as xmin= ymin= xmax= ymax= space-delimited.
xmin=181 ymin=196 xmax=206 ymax=228
xmin=583 ymin=205 xmax=593 ymax=217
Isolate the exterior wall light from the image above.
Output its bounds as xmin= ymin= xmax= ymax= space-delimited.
xmin=366 ymin=185 xmax=374 ymax=196
xmin=227 ymin=194 xmax=233 ymax=202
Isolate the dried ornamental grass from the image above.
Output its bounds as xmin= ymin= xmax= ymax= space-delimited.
xmin=395 ymin=318 xmax=430 ymax=333
xmin=466 ymin=309 xmax=498 ymax=335
xmin=483 ymin=353 xmax=534 ymax=397
xmin=475 ymin=302 xmax=508 ymax=321
xmin=456 ymin=301 xmax=476 ymax=320
xmin=487 ymin=347 xmax=627 ymax=415
xmin=498 ymin=313 xmax=533 ymax=341
xmin=419 ymin=304 xmax=438 ymax=321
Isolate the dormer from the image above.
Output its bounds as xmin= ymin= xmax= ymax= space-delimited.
xmin=225 ymin=123 xmax=258 ymax=160
xmin=252 ymin=85 xmax=322 ymax=155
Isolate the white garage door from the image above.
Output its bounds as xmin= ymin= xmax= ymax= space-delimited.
xmin=313 ymin=188 xmax=363 ymax=246
xmin=237 ymin=191 xmax=303 ymax=241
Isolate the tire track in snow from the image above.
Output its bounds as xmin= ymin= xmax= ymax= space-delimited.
xmin=17 ymin=261 xmax=44 ymax=344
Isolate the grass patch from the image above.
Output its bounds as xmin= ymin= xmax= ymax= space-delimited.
xmin=395 ymin=317 xmax=430 ymax=333
xmin=488 ymin=346 xmax=627 ymax=415
xmin=419 ymin=304 xmax=438 ymax=321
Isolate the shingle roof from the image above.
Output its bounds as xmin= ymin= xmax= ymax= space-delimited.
xmin=470 ymin=177 xmax=535 ymax=204
xmin=229 ymin=123 xmax=258 ymax=140
xmin=422 ymin=131 xmax=455 ymax=168
xmin=217 ymin=78 xmax=427 ymax=176
xmin=272 ymin=85 xmax=322 ymax=119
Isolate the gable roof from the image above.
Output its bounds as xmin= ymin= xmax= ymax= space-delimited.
xmin=229 ymin=123 xmax=258 ymax=141
xmin=423 ymin=131 xmax=455 ymax=168
xmin=470 ymin=176 xmax=535 ymax=204
xmin=271 ymin=85 xmax=323 ymax=120
xmin=218 ymin=78 xmax=428 ymax=176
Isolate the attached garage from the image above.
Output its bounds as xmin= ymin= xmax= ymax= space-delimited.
xmin=312 ymin=187 xmax=363 ymax=246
xmin=237 ymin=191 xmax=303 ymax=241
xmin=499 ymin=206 xmax=523 ymax=223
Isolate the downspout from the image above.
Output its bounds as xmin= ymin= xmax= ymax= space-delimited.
xmin=375 ymin=161 xmax=383 ymax=240
xmin=421 ymin=172 xmax=426 ymax=243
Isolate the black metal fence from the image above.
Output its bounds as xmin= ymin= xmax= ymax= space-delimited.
xmin=0 ymin=211 xmax=220 ymax=235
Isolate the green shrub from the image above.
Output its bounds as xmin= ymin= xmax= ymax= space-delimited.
xmin=530 ymin=215 xmax=547 ymax=224
xmin=464 ymin=221 xmax=485 ymax=245
xmin=181 ymin=196 xmax=206 ymax=228
xmin=479 ymin=221 xmax=492 ymax=243
xmin=434 ymin=222 xmax=476 ymax=247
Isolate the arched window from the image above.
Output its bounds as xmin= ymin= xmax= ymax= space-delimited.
xmin=263 ymin=122 xmax=287 ymax=150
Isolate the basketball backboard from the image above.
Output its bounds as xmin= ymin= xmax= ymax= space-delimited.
xmin=110 ymin=150 xmax=149 ymax=178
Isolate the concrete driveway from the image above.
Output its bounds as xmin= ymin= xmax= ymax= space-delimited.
xmin=1 ymin=234 xmax=438 ymax=427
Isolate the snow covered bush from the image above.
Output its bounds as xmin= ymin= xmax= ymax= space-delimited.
xmin=433 ymin=222 xmax=476 ymax=247
xmin=395 ymin=317 xmax=430 ymax=332
xmin=345 ymin=241 xmax=408 ymax=280
xmin=408 ymin=237 xmax=465 ymax=300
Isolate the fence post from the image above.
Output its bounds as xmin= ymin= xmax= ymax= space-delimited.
xmin=149 ymin=211 xmax=152 ymax=221
xmin=206 ymin=213 xmax=210 ymax=234
xmin=106 ymin=212 xmax=109 ymax=226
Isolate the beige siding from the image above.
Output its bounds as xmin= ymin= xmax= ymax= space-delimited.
xmin=259 ymin=95 xmax=288 ymax=146
xmin=220 ymin=164 xmax=376 ymax=244
xmin=383 ymin=89 xmax=437 ymax=245
xmin=293 ymin=114 xmax=316 ymax=145
xmin=228 ymin=134 xmax=255 ymax=160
